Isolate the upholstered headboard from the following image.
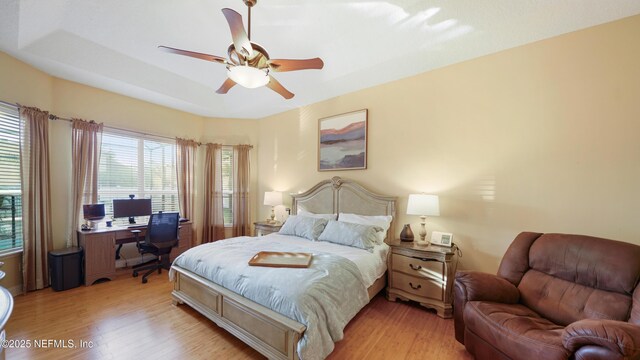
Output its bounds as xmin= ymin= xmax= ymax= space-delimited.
xmin=291 ymin=176 xmax=397 ymax=242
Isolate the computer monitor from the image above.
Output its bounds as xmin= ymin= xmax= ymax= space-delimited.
xmin=82 ymin=203 xmax=105 ymax=220
xmin=113 ymin=198 xmax=152 ymax=224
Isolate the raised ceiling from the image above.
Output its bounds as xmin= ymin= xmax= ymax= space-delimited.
xmin=1 ymin=1 xmax=639 ymax=119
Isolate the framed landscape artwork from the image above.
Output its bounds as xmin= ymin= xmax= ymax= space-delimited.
xmin=318 ymin=109 xmax=368 ymax=171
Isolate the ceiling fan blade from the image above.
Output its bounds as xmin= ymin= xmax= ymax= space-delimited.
xmin=221 ymin=8 xmax=253 ymax=58
xmin=267 ymin=58 xmax=324 ymax=72
xmin=215 ymin=78 xmax=237 ymax=94
xmin=266 ymin=76 xmax=294 ymax=99
xmin=158 ymin=46 xmax=227 ymax=64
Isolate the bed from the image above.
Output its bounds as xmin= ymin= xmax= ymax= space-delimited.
xmin=169 ymin=176 xmax=396 ymax=360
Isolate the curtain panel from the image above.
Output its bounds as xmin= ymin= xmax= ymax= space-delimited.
xmin=176 ymin=137 xmax=199 ymax=244
xmin=175 ymin=138 xmax=199 ymax=221
xmin=232 ymin=144 xmax=251 ymax=237
xmin=19 ymin=106 xmax=53 ymax=293
xmin=70 ymin=119 xmax=103 ymax=247
xmin=202 ymin=143 xmax=225 ymax=242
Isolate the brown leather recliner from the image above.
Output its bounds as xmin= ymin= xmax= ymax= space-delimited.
xmin=454 ymin=232 xmax=640 ymax=360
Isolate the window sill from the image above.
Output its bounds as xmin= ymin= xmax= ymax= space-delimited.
xmin=0 ymin=248 xmax=23 ymax=259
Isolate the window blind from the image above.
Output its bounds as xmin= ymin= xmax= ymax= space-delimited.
xmin=0 ymin=103 xmax=22 ymax=252
xmin=144 ymin=139 xmax=178 ymax=213
xmin=98 ymin=131 xmax=178 ymax=224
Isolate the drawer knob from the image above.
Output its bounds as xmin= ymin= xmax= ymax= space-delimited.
xmin=409 ymin=263 xmax=422 ymax=271
xmin=409 ymin=282 xmax=422 ymax=290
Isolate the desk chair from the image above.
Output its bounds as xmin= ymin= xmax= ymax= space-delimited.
xmin=131 ymin=212 xmax=179 ymax=283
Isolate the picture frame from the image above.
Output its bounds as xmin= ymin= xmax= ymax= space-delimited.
xmin=318 ymin=109 xmax=368 ymax=171
xmin=431 ymin=231 xmax=454 ymax=247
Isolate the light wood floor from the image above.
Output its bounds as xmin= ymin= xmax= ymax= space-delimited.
xmin=6 ymin=270 xmax=472 ymax=359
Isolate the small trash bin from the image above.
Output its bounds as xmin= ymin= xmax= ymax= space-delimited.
xmin=48 ymin=247 xmax=83 ymax=291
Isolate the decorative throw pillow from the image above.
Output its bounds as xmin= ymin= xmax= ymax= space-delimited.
xmin=338 ymin=213 xmax=393 ymax=244
xmin=317 ymin=220 xmax=380 ymax=252
xmin=278 ymin=215 xmax=328 ymax=241
xmin=298 ymin=208 xmax=337 ymax=220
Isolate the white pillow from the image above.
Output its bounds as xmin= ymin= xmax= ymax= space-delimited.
xmin=278 ymin=215 xmax=328 ymax=241
xmin=298 ymin=208 xmax=337 ymax=220
xmin=338 ymin=213 xmax=393 ymax=244
xmin=318 ymin=220 xmax=379 ymax=252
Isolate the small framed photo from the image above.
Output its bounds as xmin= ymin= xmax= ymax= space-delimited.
xmin=431 ymin=231 xmax=454 ymax=247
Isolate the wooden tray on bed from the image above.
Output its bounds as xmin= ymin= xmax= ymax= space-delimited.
xmin=248 ymin=251 xmax=313 ymax=268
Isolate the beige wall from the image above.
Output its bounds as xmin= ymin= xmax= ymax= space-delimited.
xmin=0 ymin=52 xmax=257 ymax=292
xmin=0 ymin=52 xmax=53 ymax=109
xmin=257 ymin=15 xmax=640 ymax=273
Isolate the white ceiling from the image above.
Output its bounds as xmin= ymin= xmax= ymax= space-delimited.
xmin=1 ymin=1 xmax=639 ymax=119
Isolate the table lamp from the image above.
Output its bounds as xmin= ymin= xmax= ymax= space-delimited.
xmin=407 ymin=194 xmax=440 ymax=245
xmin=263 ymin=191 xmax=283 ymax=224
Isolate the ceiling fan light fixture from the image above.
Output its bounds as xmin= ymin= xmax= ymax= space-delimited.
xmin=227 ymin=65 xmax=269 ymax=88
xmin=160 ymin=0 xmax=323 ymax=99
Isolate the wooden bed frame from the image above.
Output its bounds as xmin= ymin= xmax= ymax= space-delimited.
xmin=171 ymin=176 xmax=396 ymax=360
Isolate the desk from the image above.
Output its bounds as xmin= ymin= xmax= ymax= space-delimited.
xmin=77 ymin=221 xmax=192 ymax=286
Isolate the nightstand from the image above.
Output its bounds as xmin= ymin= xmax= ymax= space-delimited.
xmin=386 ymin=240 xmax=459 ymax=318
xmin=253 ymin=221 xmax=282 ymax=236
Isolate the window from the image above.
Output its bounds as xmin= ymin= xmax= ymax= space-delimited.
xmin=98 ymin=131 xmax=178 ymax=224
xmin=0 ymin=103 xmax=22 ymax=252
xmin=222 ymin=146 xmax=233 ymax=226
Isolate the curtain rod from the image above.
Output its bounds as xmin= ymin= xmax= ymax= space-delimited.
xmin=0 ymin=99 xmax=19 ymax=108
xmin=0 ymin=100 xmax=252 ymax=148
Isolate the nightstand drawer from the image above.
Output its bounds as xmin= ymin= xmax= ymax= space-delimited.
xmin=391 ymin=271 xmax=444 ymax=301
xmin=391 ymin=253 xmax=444 ymax=282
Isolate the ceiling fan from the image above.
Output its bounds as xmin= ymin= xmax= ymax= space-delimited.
xmin=159 ymin=0 xmax=324 ymax=100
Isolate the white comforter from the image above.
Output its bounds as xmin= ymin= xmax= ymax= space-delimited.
xmin=170 ymin=234 xmax=389 ymax=359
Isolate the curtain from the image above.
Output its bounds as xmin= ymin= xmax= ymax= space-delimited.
xmin=176 ymin=137 xmax=199 ymax=244
xmin=19 ymin=106 xmax=53 ymax=293
xmin=202 ymin=143 xmax=225 ymax=242
xmin=232 ymin=144 xmax=251 ymax=237
xmin=70 ymin=119 xmax=103 ymax=247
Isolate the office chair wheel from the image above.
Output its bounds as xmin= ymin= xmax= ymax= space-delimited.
xmin=133 ymin=271 xmax=139 ymax=277
xmin=142 ymin=278 xmax=148 ymax=284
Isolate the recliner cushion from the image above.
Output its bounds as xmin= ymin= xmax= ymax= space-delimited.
xmin=518 ymin=270 xmax=632 ymax=326
xmin=528 ymin=234 xmax=640 ymax=295
xmin=497 ymin=232 xmax=542 ymax=285
xmin=464 ymin=301 xmax=570 ymax=360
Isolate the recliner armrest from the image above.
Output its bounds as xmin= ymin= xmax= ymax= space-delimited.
xmin=455 ymin=271 xmax=520 ymax=303
xmin=563 ymin=319 xmax=640 ymax=358
xmin=454 ymin=270 xmax=520 ymax=344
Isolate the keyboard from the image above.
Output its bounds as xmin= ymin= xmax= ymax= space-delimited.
xmin=127 ymin=225 xmax=146 ymax=229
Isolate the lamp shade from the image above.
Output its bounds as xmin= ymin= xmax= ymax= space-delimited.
xmin=227 ymin=66 xmax=269 ymax=89
xmin=407 ymin=194 xmax=440 ymax=216
xmin=263 ymin=191 xmax=283 ymax=206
